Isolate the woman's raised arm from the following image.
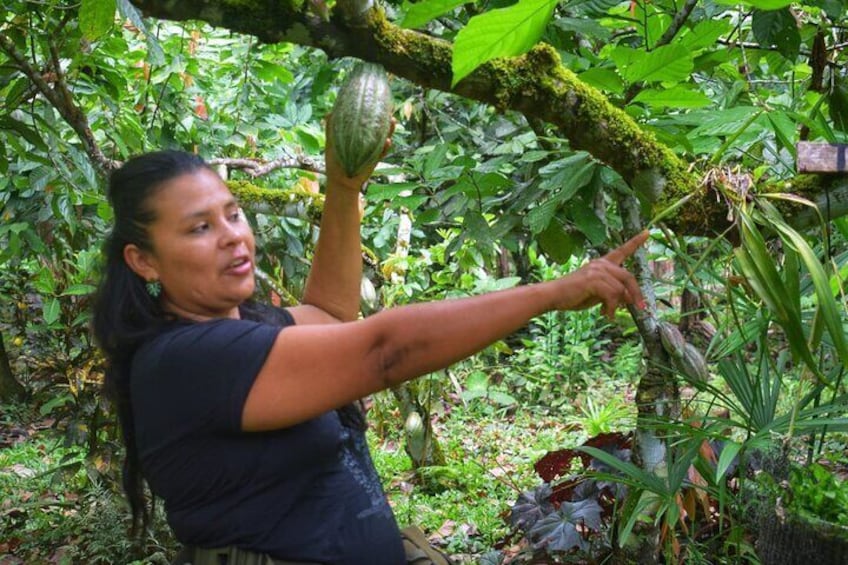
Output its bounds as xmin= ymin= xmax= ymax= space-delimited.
xmin=289 ymin=117 xmax=393 ymax=325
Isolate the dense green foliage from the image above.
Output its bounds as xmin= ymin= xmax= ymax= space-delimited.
xmin=2 ymin=0 xmax=848 ymax=562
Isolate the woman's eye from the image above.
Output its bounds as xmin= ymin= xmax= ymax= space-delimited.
xmin=229 ymin=211 xmax=241 ymax=221
xmin=191 ymin=223 xmax=209 ymax=233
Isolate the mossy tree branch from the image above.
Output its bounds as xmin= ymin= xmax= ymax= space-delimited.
xmin=131 ymin=0 xmax=848 ymax=236
xmin=131 ymin=0 xmax=698 ymax=199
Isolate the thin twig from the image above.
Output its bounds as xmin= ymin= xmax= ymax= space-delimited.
xmin=208 ymin=153 xmax=324 ymax=177
xmin=656 ymin=0 xmax=698 ymax=48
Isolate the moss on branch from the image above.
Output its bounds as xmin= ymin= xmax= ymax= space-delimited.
xmin=227 ymin=180 xmax=324 ymax=220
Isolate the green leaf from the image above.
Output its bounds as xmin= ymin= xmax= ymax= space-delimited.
xmin=538 ymin=152 xmax=596 ymax=196
xmin=466 ymin=370 xmax=489 ymax=392
xmin=254 ymin=60 xmax=294 ymax=84
xmin=631 ymin=86 xmax=711 ymax=109
xmin=766 ymin=111 xmax=797 ymax=158
xmin=367 ymin=182 xmax=418 ymax=201
xmin=772 ymin=220 xmax=848 ymax=369
xmin=526 ymin=198 xmax=560 ymax=234
xmin=714 ymin=0 xmax=791 ymax=9
xmin=43 ymin=297 xmax=61 ymax=325
xmin=716 ymin=441 xmax=742 ymax=481
xmin=79 ymin=0 xmax=116 ymax=40
xmin=828 ymin=76 xmax=848 ymax=132
xmin=539 ymin=225 xmax=582 ymax=264
xmin=399 ymin=0 xmax=469 ymax=29
xmin=567 ymin=0 xmax=624 ymax=17
xmin=62 ymin=284 xmax=97 ymax=296
xmin=689 ymin=106 xmax=761 ymax=136
xmin=578 ymin=68 xmax=624 ymax=94
xmin=571 ymin=203 xmax=606 ymax=245
xmin=678 ymin=20 xmax=732 ymax=52
xmin=464 ymin=211 xmax=494 ymax=248
xmin=551 ymin=16 xmax=611 ymax=40
xmin=734 ymin=214 xmax=822 ymax=379
xmin=0 ymin=116 xmax=48 ymax=151
xmin=751 ymin=8 xmax=800 ymax=60
xmin=579 ymin=446 xmax=668 ymax=494
xmin=611 ymin=44 xmax=694 ymax=84
xmin=452 ymin=0 xmax=558 ymax=86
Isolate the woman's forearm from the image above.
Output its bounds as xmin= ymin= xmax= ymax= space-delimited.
xmin=364 ymin=280 xmax=560 ymax=388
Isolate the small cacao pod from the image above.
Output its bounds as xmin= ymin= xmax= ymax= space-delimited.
xmin=674 ymin=342 xmax=709 ymax=382
xmin=658 ymin=321 xmax=686 ymax=360
xmin=330 ymin=63 xmax=393 ymax=177
xmin=404 ymin=411 xmax=427 ymax=461
xmin=360 ymin=275 xmax=378 ymax=315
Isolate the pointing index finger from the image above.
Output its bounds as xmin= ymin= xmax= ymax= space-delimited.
xmin=604 ymin=230 xmax=649 ymax=265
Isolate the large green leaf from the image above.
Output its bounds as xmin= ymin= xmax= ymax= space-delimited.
xmin=578 ymin=68 xmax=624 ymax=94
xmin=688 ymin=106 xmax=762 ymax=137
xmin=734 ymin=213 xmax=823 ymax=380
xmin=551 ymin=16 xmax=611 ymax=40
xmin=678 ymin=20 xmax=732 ymax=52
xmin=751 ymin=8 xmax=801 ymax=60
xmin=538 ymin=226 xmax=581 ymax=263
xmin=79 ymin=0 xmax=116 ymax=40
xmin=610 ymin=44 xmax=693 ymax=84
xmin=42 ymin=297 xmax=61 ymax=326
xmin=632 ymin=86 xmax=711 ymax=109
xmin=526 ymin=198 xmax=560 ymax=234
xmin=0 ymin=116 xmax=48 ymax=151
xmin=451 ymin=0 xmax=558 ymax=86
xmin=772 ymin=220 xmax=848 ymax=368
xmin=399 ymin=0 xmax=470 ymax=29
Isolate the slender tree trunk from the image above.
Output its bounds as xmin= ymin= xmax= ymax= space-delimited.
xmin=0 ymin=332 xmax=25 ymax=402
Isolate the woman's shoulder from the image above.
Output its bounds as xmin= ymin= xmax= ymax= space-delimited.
xmin=238 ymin=301 xmax=295 ymax=327
xmin=136 ymin=314 xmax=274 ymax=363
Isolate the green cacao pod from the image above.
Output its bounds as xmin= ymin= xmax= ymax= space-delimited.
xmin=658 ymin=321 xmax=686 ymax=360
xmin=330 ymin=63 xmax=393 ymax=177
xmin=404 ymin=411 xmax=427 ymax=461
xmin=675 ymin=342 xmax=709 ymax=382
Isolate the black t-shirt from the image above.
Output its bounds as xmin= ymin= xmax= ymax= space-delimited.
xmin=130 ymin=304 xmax=405 ymax=564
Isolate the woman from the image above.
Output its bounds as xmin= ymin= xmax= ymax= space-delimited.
xmin=91 ymin=119 xmax=648 ymax=565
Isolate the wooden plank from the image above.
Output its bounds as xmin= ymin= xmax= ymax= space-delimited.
xmin=796 ymin=142 xmax=848 ymax=173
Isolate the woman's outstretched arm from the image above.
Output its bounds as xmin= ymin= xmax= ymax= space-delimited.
xmin=243 ymin=231 xmax=648 ymax=431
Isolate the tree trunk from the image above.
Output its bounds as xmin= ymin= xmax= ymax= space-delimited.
xmin=0 ymin=332 xmax=25 ymax=402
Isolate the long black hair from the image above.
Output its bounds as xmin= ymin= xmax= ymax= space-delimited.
xmin=92 ymin=150 xmax=210 ymax=537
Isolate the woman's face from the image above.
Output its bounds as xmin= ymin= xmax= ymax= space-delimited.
xmin=126 ymin=168 xmax=256 ymax=320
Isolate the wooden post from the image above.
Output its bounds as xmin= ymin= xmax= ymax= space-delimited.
xmin=796 ymin=142 xmax=848 ymax=173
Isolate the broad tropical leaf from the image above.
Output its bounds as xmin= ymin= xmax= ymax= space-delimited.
xmin=399 ymin=0 xmax=470 ymax=29
xmin=610 ymin=44 xmax=693 ymax=84
xmin=452 ymin=0 xmax=558 ymax=86
xmin=79 ymin=0 xmax=116 ymax=40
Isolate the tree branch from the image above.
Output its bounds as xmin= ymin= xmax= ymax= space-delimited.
xmin=131 ymin=0 xmax=699 ymax=199
xmin=209 ymin=152 xmax=324 ymax=178
xmin=0 ymin=31 xmax=119 ymax=174
xmin=127 ymin=0 xmax=848 ymax=235
xmin=657 ymin=0 xmax=698 ymax=48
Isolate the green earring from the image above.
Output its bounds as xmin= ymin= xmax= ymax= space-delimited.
xmin=145 ymin=279 xmax=162 ymax=298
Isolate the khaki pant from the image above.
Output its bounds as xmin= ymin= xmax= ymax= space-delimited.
xmin=172 ymin=526 xmax=455 ymax=565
